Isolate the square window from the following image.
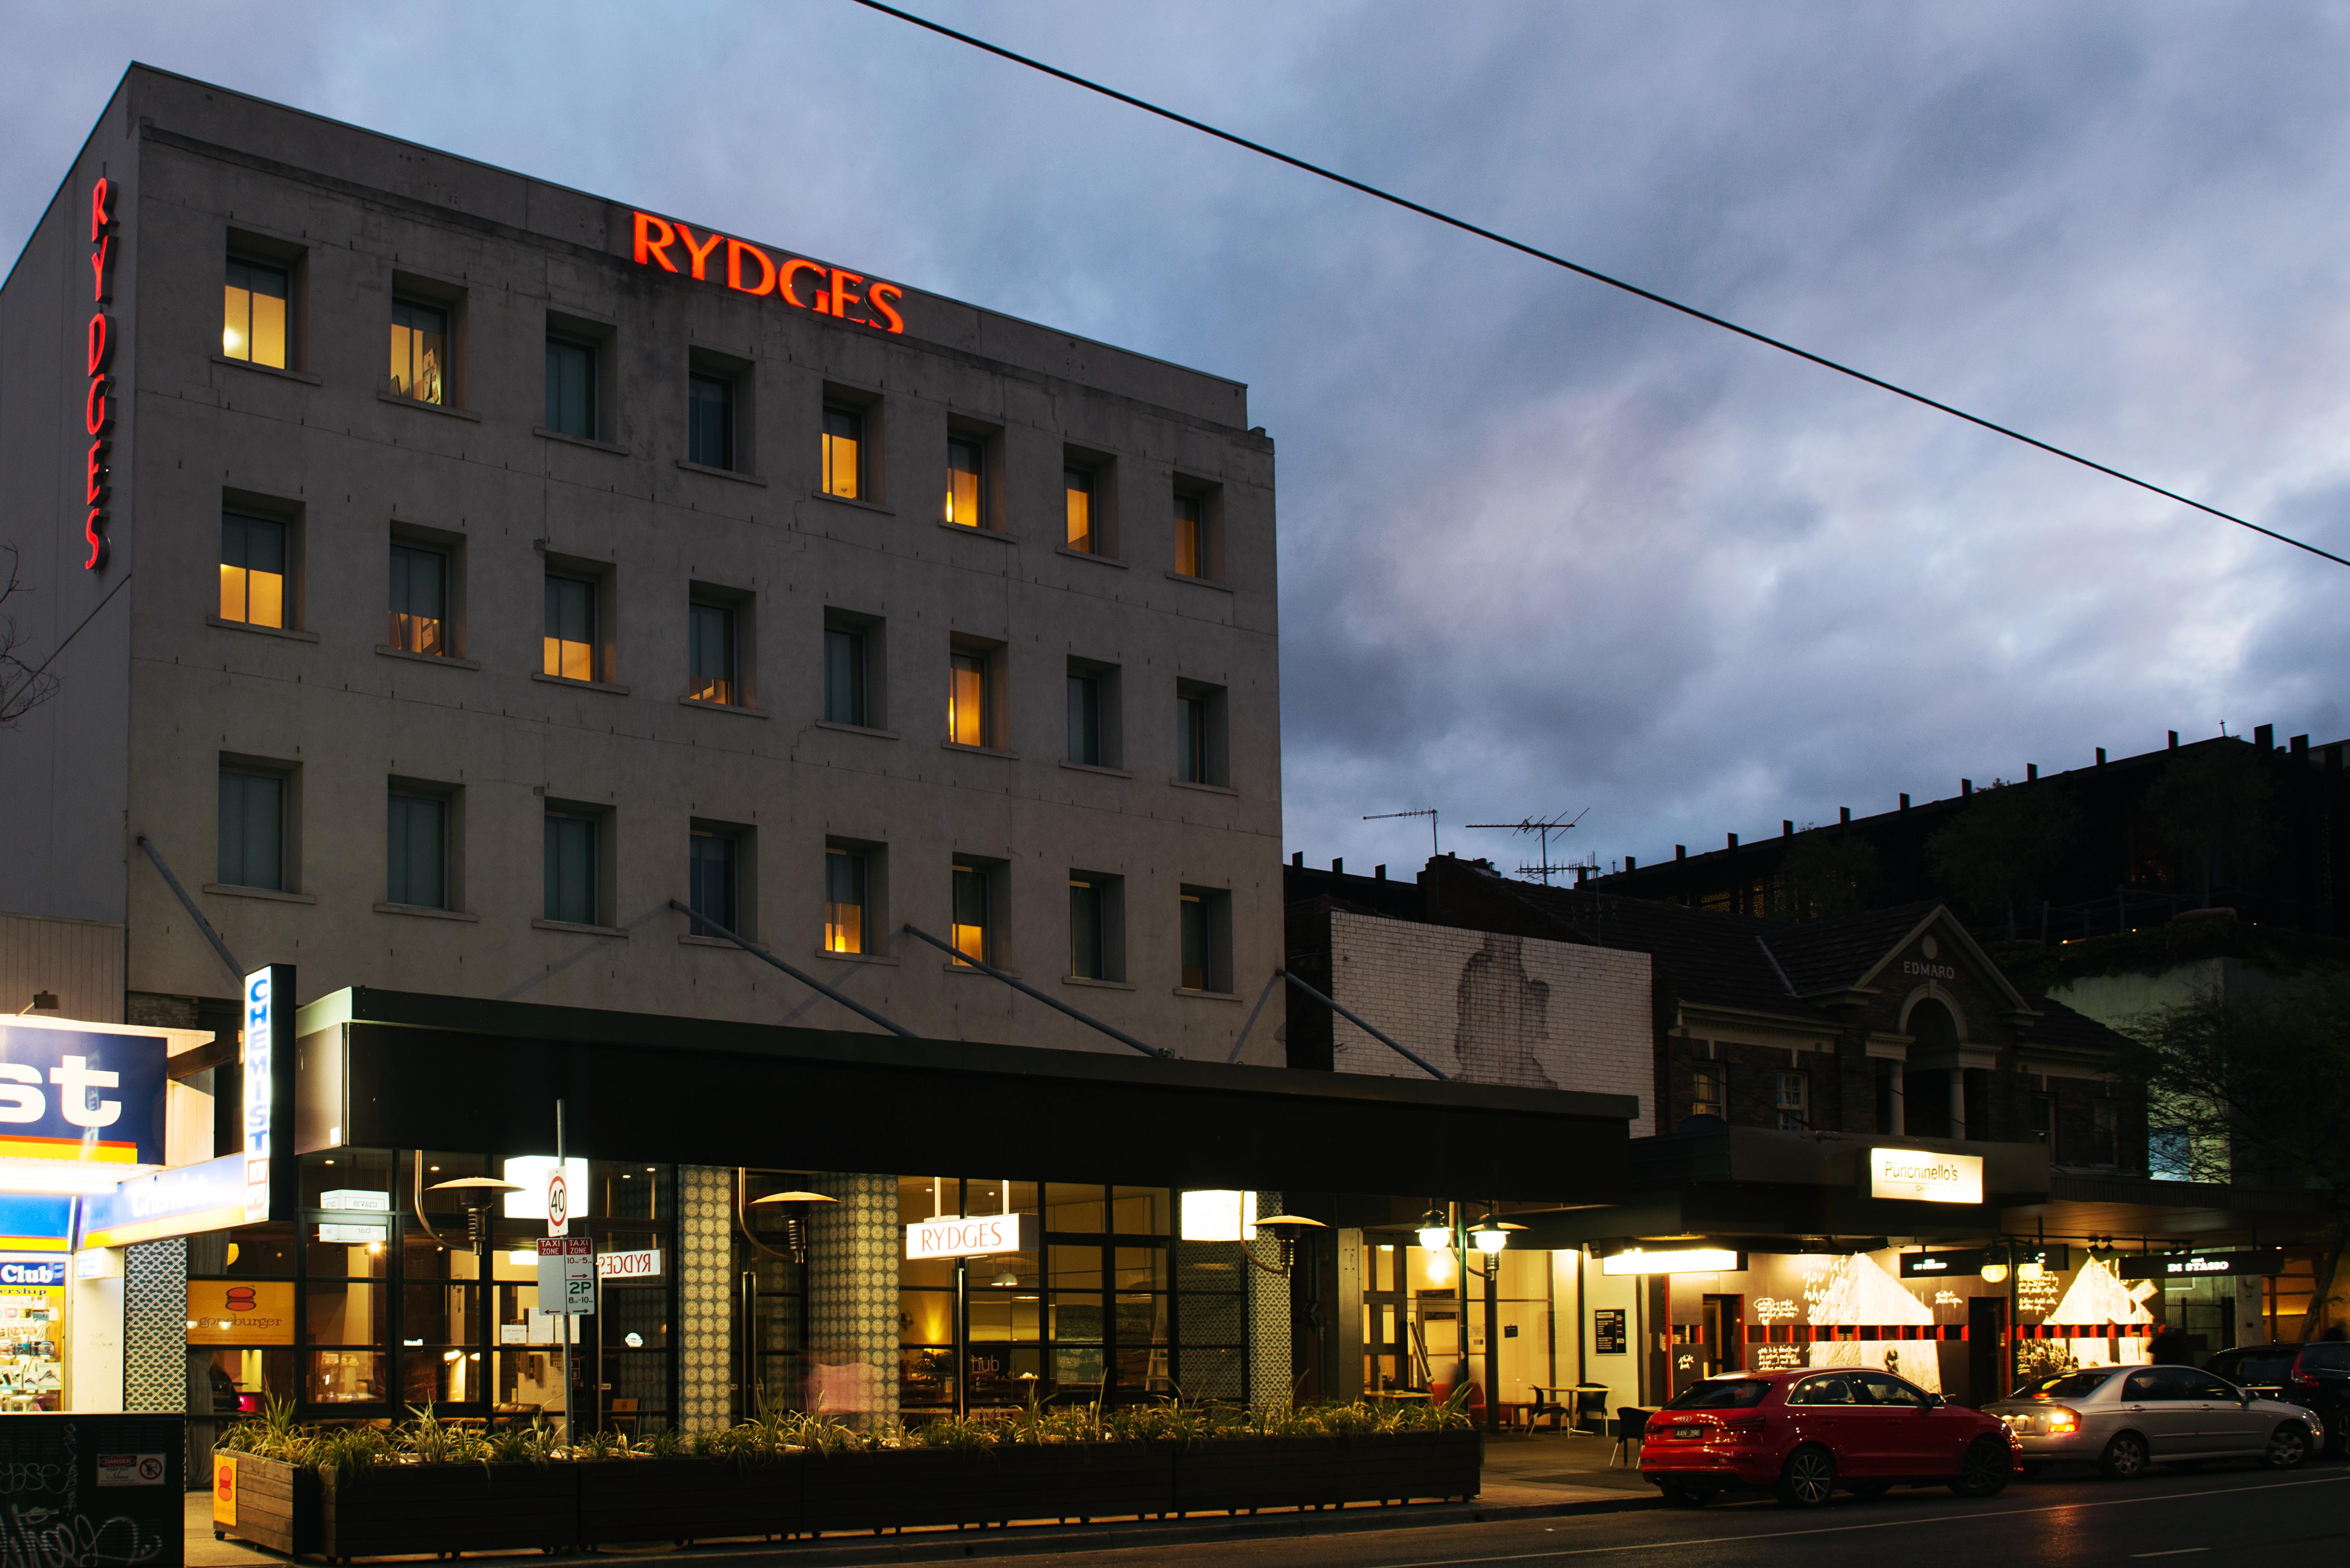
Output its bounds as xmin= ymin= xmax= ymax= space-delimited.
xmin=389 ymin=298 xmax=448 ymax=404
xmin=688 ymin=372 xmax=735 ymax=469
xmin=545 ymin=337 xmax=596 ymax=439
xmin=1064 ymin=467 xmax=1094 ymax=553
xmin=219 ymin=769 xmax=285 ymax=891
xmin=387 ymin=791 xmax=448 ymax=910
xmin=689 ymin=600 xmax=738 ymax=705
xmin=543 ymin=811 xmax=599 ymax=926
xmin=688 ymin=831 xmax=738 ymax=937
xmin=223 ymin=258 xmax=288 ymax=368
xmin=543 ymin=574 xmax=596 ymax=682
xmin=826 ymin=626 xmax=868 ymax=726
xmin=822 ymin=405 xmax=863 ymax=499
xmin=949 ymin=649 xmax=989 ymax=748
xmin=387 ymin=543 xmax=447 ymax=656
xmin=825 ymin=846 xmax=868 ymax=954
xmin=944 ymin=436 xmax=984 ymax=528
xmin=220 ymin=511 xmax=287 ymax=628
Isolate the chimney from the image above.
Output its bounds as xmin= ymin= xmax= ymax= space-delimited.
xmin=1290 ymin=851 xmax=1302 ymax=869
xmin=2026 ymin=764 xmax=2038 ymax=781
xmin=1839 ymin=806 xmax=1851 ymax=824
xmin=1331 ymin=858 xmax=1343 ymax=875
xmin=2095 ymin=747 xmax=2106 ymax=766
xmin=1899 ymin=793 xmax=1910 ymax=811
xmin=1626 ymin=855 xmax=1637 ymax=872
xmin=1727 ymin=832 xmax=1739 ymax=849
xmin=1961 ymin=779 xmax=1973 ymax=797
xmin=2255 ymin=724 xmax=2273 ymax=749
xmin=2292 ymin=734 xmax=2310 ymax=758
xmin=2169 ymin=730 xmax=2179 ymax=750
xmin=1375 ymin=864 xmax=1387 ymax=881
xmin=1783 ymin=820 xmax=1794 ymax=838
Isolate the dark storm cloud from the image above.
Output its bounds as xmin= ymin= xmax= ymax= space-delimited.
xmin=5 ymin=1 xmax=2344 ymax=877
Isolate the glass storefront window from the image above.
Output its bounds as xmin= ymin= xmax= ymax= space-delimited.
xmin=307 ymin=1350 xmax=387 ymax=1404
xmin=403 ymin=1347 xmax=486 ymax=1406
xmin=305 ymin=1282 xmax=387 ymax=1346
xmin=199 ymin=1348 xmax=297 ymax=1416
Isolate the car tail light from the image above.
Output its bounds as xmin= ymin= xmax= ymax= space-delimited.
xmin=2045 ymin=1406 xmax=2080 ymax=1434
xmin=2289 ymin=1365 xmax=2321 ymax=1392
xmin=1720 ymin=1417 xmax=1765 ymax=1438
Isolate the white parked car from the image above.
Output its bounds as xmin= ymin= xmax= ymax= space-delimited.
xmin=1984 ymin=1364 xmax=2324 ymax=1478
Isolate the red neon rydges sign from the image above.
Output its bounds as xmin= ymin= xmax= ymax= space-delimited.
xmin=81 ymin=177 xmax=116 ymax=571
xmin=630 ymin=213 xmax=905 ymax=334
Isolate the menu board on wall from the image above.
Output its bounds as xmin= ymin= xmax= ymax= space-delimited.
xmin=1594 ymin=1308 xmax=1627 ymax=1355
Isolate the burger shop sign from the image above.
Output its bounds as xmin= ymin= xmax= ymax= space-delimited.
xmin=631 ymin=213 xmax=906 ymax=334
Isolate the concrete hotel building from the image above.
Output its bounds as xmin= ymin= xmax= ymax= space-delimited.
xmin=0 ymin=69 xmax=1632 ymax=1433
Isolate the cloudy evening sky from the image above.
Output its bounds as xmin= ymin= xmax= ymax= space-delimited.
xmin=6 ymin=1 xmax=2345 ymax=878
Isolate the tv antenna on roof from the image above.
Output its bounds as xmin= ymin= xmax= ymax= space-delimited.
xmin=1465 ymin=809 xmax=1587 ymax=885
xmin=1363 ymin=808 xmax=1438 ymax=856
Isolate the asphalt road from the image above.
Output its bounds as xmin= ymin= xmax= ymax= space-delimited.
xmin=998 ymin=1465 xmax=2350 ymax=1568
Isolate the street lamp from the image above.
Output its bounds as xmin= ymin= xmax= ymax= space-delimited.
xmin=1416 ymin=1207 xmax=1453 ymax=1253
xmin=748 ymin=1190 xmax=838 ymax=1264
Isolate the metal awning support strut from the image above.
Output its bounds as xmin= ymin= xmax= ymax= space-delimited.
xmin=666 ymin=901 xmax=916 ymax=1038
xmin=134 ymin=834 xmax=244 ymax=982
xmin=1279 ymin=969 xmax=1451 ymax=1081
xmin=899 ymin=923 xmax=1171 ymax=1059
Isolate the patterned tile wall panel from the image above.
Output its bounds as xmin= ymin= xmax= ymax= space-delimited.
xmin=1245 ymin=1192 xmax=1290 ymax=1409
xmin=1175 ymin=1239 xmax=1246 ymax=1401
xmin=806 ymin=1171 xmax=897 ymax=1429
xmin=675 ymin=1165 xmax=733 ymax=1431
xmin=124 ymin=1239 xmax=187 ymax=1412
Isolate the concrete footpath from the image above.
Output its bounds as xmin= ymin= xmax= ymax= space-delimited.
xmin=187 ymin=1431 xmax=1658 ymax=1566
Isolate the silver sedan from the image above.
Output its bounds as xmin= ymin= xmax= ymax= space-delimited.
xmin=1984 ymin=1364 xmax=2325 ymax=1478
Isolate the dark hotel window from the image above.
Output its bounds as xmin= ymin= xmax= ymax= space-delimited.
xmin=1176 ymin=693 xmax=1206 ymax=784
xmin=688 ymin=831 xmax=736 ymax=937
xmin=544 ymin=812 xmax=598 ymax=926
xmin=543 ymin=574 xmax=594 ymax=682
xmin=218 ymin=770 xmax=284 ymax=891
xmin=688 ymin=601 xmax=738 ymax=705
xmin=220 ymin=512 xmax=287 ymax=628
xmin=824 ymin=627 xmax=867 ymax=726
xmin=1068 ymin=674 xmax=1101 ymax=766
xmin=1070 ymin=878 xmax=1103 ymax=980
xmin=387 ymin=543 xmax=447 ymax=656
xmin=545 ymin=337 xmax=596 ymax=438
xmin=821 ymin=405 xmax=862 ymax=499
xmin=386 ymin=792 xmax=447 ymax=910
xmin=1179 ymin=893 xmax=1209 ymax=991
xmin=1179 ymin=886 xmax=1230 ymax=993
xmin=688 ymin=372 xmax=734 ymax=469
xmin=223 ymin=258 xmax=289 ymax=368
xmin=389 ymin=298 xmax=447 ymax=404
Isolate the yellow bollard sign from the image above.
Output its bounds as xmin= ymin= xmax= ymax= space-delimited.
xmin=213 ymin=1453 xmax=236 ymax=1527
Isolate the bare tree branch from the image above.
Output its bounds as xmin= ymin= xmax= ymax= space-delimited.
xmin=0 ymin=543 xmax=60 ymax=728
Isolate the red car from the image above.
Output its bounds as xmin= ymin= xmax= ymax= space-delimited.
xmin=1641 ymin=1368 xmax=2021 ymax=1507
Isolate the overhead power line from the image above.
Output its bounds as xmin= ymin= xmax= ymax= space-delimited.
xmin=849 ymin=0 xmax=2350 ymax=571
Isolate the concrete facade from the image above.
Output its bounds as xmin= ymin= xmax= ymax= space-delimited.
xmin=1 ymin=67 xmax=1283 ymax=1063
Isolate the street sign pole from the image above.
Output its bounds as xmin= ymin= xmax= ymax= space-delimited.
xmin=557 ymin=1098 xmax=570 ymax=1452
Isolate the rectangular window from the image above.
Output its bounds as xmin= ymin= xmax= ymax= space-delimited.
xmin=2089 ymin=1100 xmax=2119 ymax=1166
xmin=688 ymin=373 xmax=735 ymax=469
xmin=1774 ymin=1071 xmax=1808 ymax=1132
xmin=689 ymin=601 xmax=738 ymax=705
xmin=1065 ymin=468 xmax=1094 ymax=553
xmin=951 ymin=863 xmax=988 ymax=965
xmin=387 ymin=543 xmax=447 ymax=656
xmin=1873 ymin=1060 xmax=1899 ymax=1134
xmin=386 ymin=792 xmax=447 ymax=910
xmin=219 ymin=512 xmax=287 ymax=628
xmin=2029 ymin=1095 xmax=2055 ymax=1148
xmin=1179 ymin=893 xmax=1211 ymax=992
xmin=543 ymin=574 xmax=595 ymax=682
xmin=543 ymin=812 xmax=598 ymax=926
xmin=688 ymin=831 xmax=737 ymax=937
xmin=825 ymin=847 xmax=868 ymax=954
xmin=1173 ymin=493 xmax=1204 ymax=578
xmin=545 ymin=337 xmax=596 ymax=438
xmin=1690 ymin=1064 xmax=1725 ymax=1121
xmin=948 ymin=650 xmax=988 ymax=748
xmin=944 ymin=437 xmax=984 ymax=528
xmin=822 ymin=405 xmax=863 ymax=499
xmin=218 ymin=770 xmax=284 ymax=891
xmin=1068 ymin=674 xmax=1101 ymax=766
xmin=1070 ymin=879 xmax=1103 ymax=980
xmin=2148 ymin=1127 xmax=2191 ymax=1181
xmin=825 ymin=627 xmax=868 ymax=726
xmin=389 ymin=298 xmax=448 ymax=404
xmin=1176 ymin=694 xmax=1205 ymax=783
xmin=223 ymin=258 xmax=288 ymax=368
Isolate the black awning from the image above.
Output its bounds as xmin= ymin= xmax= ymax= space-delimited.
xmin=293 ymin=987 xmax=1636 ymax=1202
xmin=1506 ymin=1183 xmax=2010 ymax=1252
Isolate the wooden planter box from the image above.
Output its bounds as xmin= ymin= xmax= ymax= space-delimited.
xmin=800 ymin=1443 xmax=1175 ymax=1534
xmin=576 ymin=1456 xmax=802 ymax=1545
xmin=212 ymin=1453 xmax=322 ymax=1557
xmin=1172 ymin=1430 xmax=1482 ymax=1513
xmin=321 ymin=1462 xmax=579 ymax=1559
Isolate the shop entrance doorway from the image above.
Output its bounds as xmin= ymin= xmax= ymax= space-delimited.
xmin=1967 ymin=1296 xmax=2007 ymax=1405
xmin=1702 ymin=1294 xmax=1742 ymax=1376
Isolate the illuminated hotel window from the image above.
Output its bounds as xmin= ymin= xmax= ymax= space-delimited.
xmin=543 ymin=811 xmax=598 ymax=926
xmin=387 ymin=543 xmax=447 ymax=656
xmin=386 ymin=790 xmax=448 ymax=910
xmin=824 ymin=847 xmax=868 ymax=954
xmin=545 ymin=337 xmax=596 ymax=439
xmin=218 ymin=769 xmax=285 ymax=891
xmin=950 ymin=863 xmax=989 ymax=965
xmin=388 ymin=298 xmax=447 ymax=404
xmin=822 ymin=405 xmax=863 ymax=499
xmin=543 ymin=574 xmax=595 ymax=682
xmin=1064 ymin=467 xmax=1094 ymax=553
xmin=222 ymin=258 xmax=289 ymax=368
xmin=948 ymin=650 xmax=988 ymax=748
xmin=688 ymin=373 xmax=734 ymax=469
xmin=944 ymin=437 xmax=984 ymax=529
xmin=1172 ymin=493 xmax=1204 ymax=578
xmin=824 ymin=624 xmax=868 ymax=726
xmin=1069 ymin=878 xmax=1103 ymax=980
xmin=688 ymin=600 xmax=738 ymax=705
xmin=219 ymin=511 xmax=287 ymax=628
xmin=688 ymin=831 xmax=737 ymax=937
xmin=1775 ymin=1071 xmax=1808 ymax=1131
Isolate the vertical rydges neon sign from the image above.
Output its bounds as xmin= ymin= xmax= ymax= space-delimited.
xmin=630 ymin=213 xmax=905 ymax=334
xmin=242 ymin=967 xmax=273 ymax=1223
xmin=82 ymin=177 xmax=116 ymax=570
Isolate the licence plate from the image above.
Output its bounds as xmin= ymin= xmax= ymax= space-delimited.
xmin=1672 ymin=1425 xmax=1702 ymax=1439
